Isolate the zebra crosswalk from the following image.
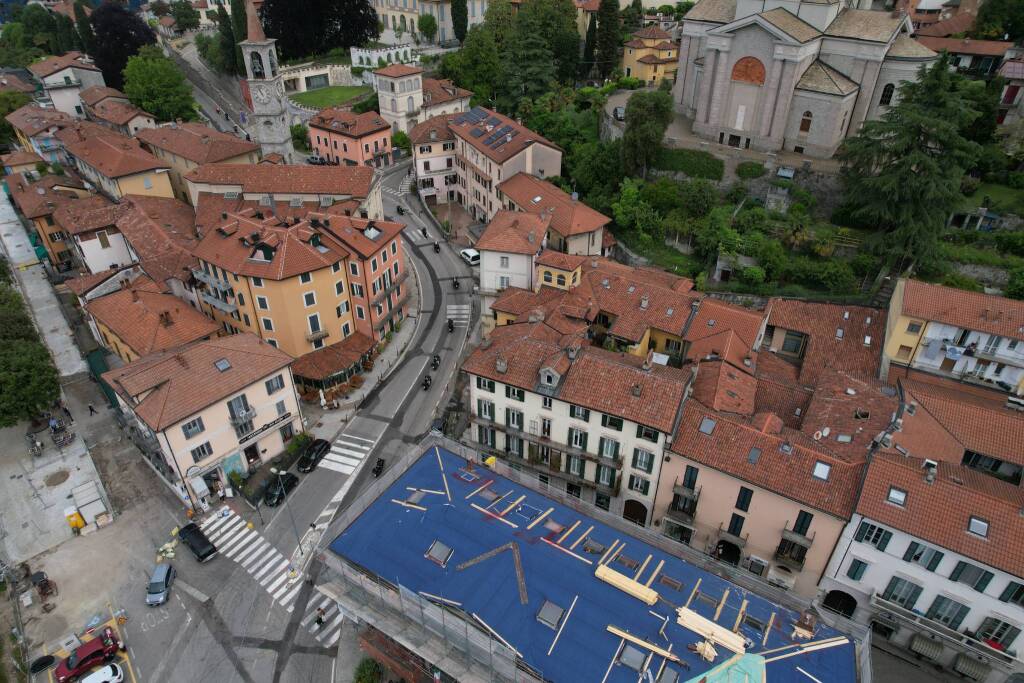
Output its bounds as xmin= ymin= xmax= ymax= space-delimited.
xmin=382 ymin=185 xmax=404 ymax=198
xmin=446 ymin=303 xmax=471 ymax=328
xmin=199 ymin=507 xmax=305 ymax=611
xmin=299 ymin=589 xmax=349 ymax=647
xmin=317 ymin=432 xmax=377 ymax=475
xmin=398 ymin=175 xmax=415 ymax=194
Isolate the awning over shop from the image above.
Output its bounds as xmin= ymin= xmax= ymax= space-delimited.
xmin=910 ymin=633 xmax=943 ymax=660
xmin=954 ymin=653 xmax=991 ymax=680
xmin=292 ymin=332 xmax=375 ymax=387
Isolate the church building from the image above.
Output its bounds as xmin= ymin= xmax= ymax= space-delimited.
xmin=673 ymin=0 xmax=937 ymax=157
xmin=239 ymin=0 xmax=295 ymax=163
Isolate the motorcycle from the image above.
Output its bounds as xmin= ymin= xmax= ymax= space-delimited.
xmin=422 ymin=375 xmax=432 ymax=391
xmin=453 ymin=279 xmax=461 ymax=290
xmin=371 ymin=458 xmax=385 ymax=477
xmin=447 ymin=318 xmax=454 ymax=333
xmin=433 ymin=242 xmax=440 ymax=253
xmin=421 ymin=227 xmax=428 ymax=239
xmin=397 ymin=205 xmax=405 ymax=215
xmin=431 ymin=354 xmax=440 ymax=370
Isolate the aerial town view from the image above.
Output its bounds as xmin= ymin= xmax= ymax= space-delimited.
xmin=0 ymin=0 xmax=1021 ymax=680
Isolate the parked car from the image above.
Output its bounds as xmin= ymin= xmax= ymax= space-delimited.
xmin=613 ymin=106 xmax=626 ymax=121
xmin=306 ymin=155 xmax=327 ymax=165
xmin=296 ymin=439 xmax=331 ymax=473
xmin=54 ymin=628 xmax=123 ymax=683
xmin=145 ymin=563 xmax=175 ymax=606
xmin=459 ymin=248 xmax=480 ymax=266
xmin=263 ymin=472 xmax=299 ymax=507
xmin=80 ymin=663 xmax=124 ymax=683
xmin=177 ymin=523 xmax=217 ymax=563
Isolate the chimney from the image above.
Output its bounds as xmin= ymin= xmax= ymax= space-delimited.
xmin=496 ymin=354 xmax=508 ymax=374
xmin=983 ymin=307 xmax=990 ymax=319
xmin=924 ymin=460 xmax=937 ymax=484
xmin=642 ymin=350 xmax=654 ymax=371
xmin=159 ymin=311 xmax=172 ymax=326
xmin=131 ymin=289 xmax=139 ymax=302
xmin=640 ymin=294 xmax=649 ymax=309
xmin=567 ymin=344 xmax=579 ymax=360
xmin=631 ymin=383 xmax=642 ymax=397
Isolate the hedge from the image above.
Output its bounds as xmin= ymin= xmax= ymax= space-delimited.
xmin=736 ymin=161 xmax=766 ymax=180
xmin=653 ymin=148 xmax=724 ymax=180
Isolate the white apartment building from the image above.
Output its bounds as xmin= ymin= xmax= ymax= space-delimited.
xmin=410 ymin=114 xmax=458 ymax=205
xmin=474 ymin=211 xmax=546 ymax=319
xmin=28 ymin=52 xmax=105 ymax=117
xmin=374 ymin=64 xmax=471 ymax=134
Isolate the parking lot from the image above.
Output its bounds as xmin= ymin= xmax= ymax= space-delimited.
xmin=42 ymin=611 xmax=138 ymax=683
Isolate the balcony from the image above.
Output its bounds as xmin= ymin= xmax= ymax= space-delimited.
xmin=773 ymin=548 xmax=806 ymax=571
xmin=192 ymin=268 xmax=234 ymax=293
xmin=715 ymin=522 xmax=748 ymax=549
xmin=474 ymin=415 xmax=624 ymax=470
xmin=665 ymin=501 xmax=697 ymax=526
xmin=371 ymin=269 xmax=410 ymax=307
xmin=201 ymin=291 xmax=237 ymax=314
xmin=228 ymin=407 xmax=257 ymax=425
xmin=781 ymin=522 xmax=815 ymax=548
xmin=306 ymin=329 xmax=330 ymax=342
xmin=673 ymin=479 xmax=701 ymax=501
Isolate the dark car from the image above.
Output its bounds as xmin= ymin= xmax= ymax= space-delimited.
xmin=613 ymin=106 xmax=626 ymax=122
xmin=296 ymin=439 xmax=331 ymax=473
xmin=263 ymin=472 xmax=299 ymax=507
xmin=54 ymin=627 xmax=123 ymax=683
xmin=306 ymin=155 xmax=326 ymax=165
xmin=177 ymin=523 xmax=217 ymax=563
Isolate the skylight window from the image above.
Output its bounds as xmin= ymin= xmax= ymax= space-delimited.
xmin=864 ymin=336 xmax=872 ymax=346
xmin=748 ymin=447 xmax=761 ymax=464
xmin=425 ymin=539 xmax=454 ymax=567
xmin=836 ymin=434 xmax=853 ymax=444
xmin=836 ymin=328 xmax=844 ymax=339
xmin=698 ymin=417 xmax=716 ymax=435
xmin=537 ymin=600 xmax=564 ymax=629
xmin=887 ymin=487 xmax=906 ymax=507
xmin=813 ymin=461 xmax=831 ymax=481
xmin=968 ymin=516 xmax=989 ymax=538
xmin=214 ymin=358 xmax=231 ymax=372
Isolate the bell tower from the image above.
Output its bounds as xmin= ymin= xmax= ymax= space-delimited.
xmin=239 ymin=0 xmax=294 ymax=163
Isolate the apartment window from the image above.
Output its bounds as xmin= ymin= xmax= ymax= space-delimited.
xmin=628 ymin=474 xmax=650 ymax=495
xmin=265 ymin=374 xmax=285 ymax=394
xmin=476 ymin=377 xmax=495 ymax=392
xmin=567 ymin=455 xmax=583 ymax=477
xmin=280 ymin=422 xmax=294 ymax=442
xmin=190 ymin=441 xmax=213 ymax=463
xmin=257 ymin=296 xmax=268 ymax=310
xmin=506 ymin=435 xmax=523 ymax=456
xmin=308 ymin=314 xmax=321 ymax=333
xmin=978 ymin=617 xmax=1022 ymax=649
xmin=341 ymin=322 xmax=351 ymax=336
xmin=569 ymin=404 xmax=590 ymax=421
xmin=799 ymin=111 xmax=812 ymax=133
xmin=542 ymin=396 xmax=552 ymax=409
xmin=500 ymin=256 xmax=509 ymax=268
xmin=181 ymin=417 xmax=205 ymax=439
xmin=300 ymin=272 xmax=312 ymax=284
xmin=1000 ymin=582 xmax=1024 ymax=607
xmin=813 ymin=461 xmax=831 ymax=481
xmin=636 ymin=425 xmax=659 ymax=442
xmin=276 ymin=400 xmax=286 ymax=416
xmin=356 ymin=306 xmax=365 ymax=320
xmin=498 ymin=276 xmax=510 ymax=289
xmin=262 ymin=317 xmax=274 ymax=331
xmin=597 ymin=464 xmax=614 ymax=487
xmin=267 ymin=339 xmax=277 ymax=348
xmin=335 ymin=281 xmax=345 ymax=296
xmin=477 ymin=425 xmax=496 ymax=447
xmin=846 ymin=559 xmax=868 ymax=581
xmin=793 ymin=510 xmax=813 ymax=535
xmin=371 ymin=257 xmax=378 ymax=273
xmin=592 ymin=436 xmax=617 ymax=460
xmin=595 ymin=492 xmax=610 ymax=510
xmin=882 ymin=576 xmax=923 ymax=609
xmin=252 ymin=276 xmax=263 ymax=287
xmin=632 ymin=448 xmax=654 ymax=474
xmin=332 ymin=261 xmax=341 ymax=273
xmin=351 ymin=283 xmax=364 ymax=297
xmin=303 ymin=292 xmax=316 ymax=307
xmin=906 ymin=321 xmax=922 ymax=334
xmin=541 ymin=417 xmax=551 ymax=437
xmin=855 ymin=521 xmax=893 ymax=551
xmin=968 ymin=516 xmax=989 ymax=538
xmin=335 ymin=301 xmax=350 ymax=317
xmin=926 ymin=596 xmax=970 ymax=630
xmin=477 ymin=399 xmax=494 ymax=420
xmin=566 ymin=483 xmax=582 ymax=499
xmin=505 ymin=386 xmax=525 ymax=401
xmin=880 ymin=82 xmax=895 ymax=106
xmin=568 ymin=427 xmax=587 ymax=450
xmin=902 ymin=541 xmax=944 ymax=571
xmin=143 ymin=177 xmax=153 ymax=189
xmin=727 ymin=513 xmax=745 ymax=537
xmin=735 ymin=487 xmax=753 ymax=512
xmin=601 ymin=414 xmax=623 ymax=431
xmin=349 ymin=262 xmax=359 ymax=277
xmin=505 ymin=407 xmax=523 ymax=430
xmin=950 ymin=561 xmax=994 ymax=592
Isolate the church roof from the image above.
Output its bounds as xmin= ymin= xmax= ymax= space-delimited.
xmin=759 ymin=8 xmax=821 ymax=43
xmin=886 ymin=33 xmax=938 ymax=59
xmin=825 ymin=9 xmax=906 ymax=43
xmin=683 ymin=0 xmax=735 ymax=23
xmin=795 ymin=60 xmax=859 ymax=96
xmin=244 ymin=0 xmax=266 ymax=42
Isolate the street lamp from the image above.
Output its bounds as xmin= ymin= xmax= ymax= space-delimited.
xmin=270 ymin=467 xmax=303 ymax=557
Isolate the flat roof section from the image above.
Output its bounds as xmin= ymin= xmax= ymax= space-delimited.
xmin=329 ymin=447 xmax=857 ymax=683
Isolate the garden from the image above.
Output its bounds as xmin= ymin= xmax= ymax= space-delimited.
xmin=290 ymin=84 xmax=373 ymax=109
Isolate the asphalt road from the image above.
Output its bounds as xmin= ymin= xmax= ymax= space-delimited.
xmin=129 ymin=165 xmax=476 ymax=683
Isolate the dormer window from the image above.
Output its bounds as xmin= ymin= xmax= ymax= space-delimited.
xmin=542 ymin=371 xmax=555 ymax=385
xmin=968 ymin=516 xmax=989 ymax=538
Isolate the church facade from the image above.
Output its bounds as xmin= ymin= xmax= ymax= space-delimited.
xmin=673 ymin=0 xmax=937 ymax=157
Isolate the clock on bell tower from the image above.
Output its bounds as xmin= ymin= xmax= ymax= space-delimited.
xmin=239 ymin=0 xmax=294 ymax=163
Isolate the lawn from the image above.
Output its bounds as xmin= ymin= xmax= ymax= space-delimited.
xmin=615 ymin=229 xmax=703 ymax=277
xmin=652 ymin=147 xmax=725 ymax=180
xmin=290 ymin=85 xmax=372 ymax=109
xmin=959 ymin=182 xmax=1024 ymax=215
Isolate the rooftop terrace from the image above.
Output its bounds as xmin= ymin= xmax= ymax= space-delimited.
xmin=328 ymin=446 xmax=857 ymax=683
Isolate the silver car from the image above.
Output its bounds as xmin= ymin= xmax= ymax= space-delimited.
xmin=145 ymin=563 xmax=175 ymax=606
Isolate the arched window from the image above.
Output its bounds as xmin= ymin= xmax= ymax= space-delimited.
xmin=400 ymin=15 xmax=407 ymax=31
xmin=880 ymin=83 xmax=895 ymax=106
xmin=269 ymin=51 xmax=278 ymax=77
xmin=249 ymin=51 xmax=265 ymax=79
xmin=556 ymin=274 xmax=566 ymax=286
xmin=407 ymin=96 xmax=414 ymax=110
xmin=544 ymin=271 xmax=552 ymax=283
xmin=730 ymin=57 xmax=766 ymax=86
xmin=391 ymin=98 xmax=397 ymax=111
xmin=799 ymin=111 xmax=812 ymax=133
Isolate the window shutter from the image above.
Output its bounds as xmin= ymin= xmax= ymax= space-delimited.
xmin=1000 ymin=582 xmax=1021 ymax=603
xmin=878 ymin=530 xmax=892 ymax=552
xmin=902 ymin=542 xmax=919 ymax=562
xmin=977 ymin=570 xmax=994 ymax=593
xmin=908 ymin=583 xmax=923 ymax=609
xmin=847 ymin=560 xmax=866 ymax=581
xmin=950 ymin=561 xmax=966 ymax=582
xmin=505 ymin=407 xmax=511 ymax=425
xmin=951 ymin=604 xmax=970 ymax=630
xmin=855 ymin=521 xmax=869 ymax=542
xmin=631 ymin=450 xmax=639 ymax=469
xmin=642 ymin=479 xmax=650 ymax=495
xmin=926 ymin=551 xmax=944 ymax=572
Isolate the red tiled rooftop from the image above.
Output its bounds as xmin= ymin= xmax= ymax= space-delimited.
xmin=498 ymin=173 xmax=610 ymax=238
xmin=475 ymin=211 xmax=548 ymax=255
xmin=899 ymin=278 xmax=1024 ymax=341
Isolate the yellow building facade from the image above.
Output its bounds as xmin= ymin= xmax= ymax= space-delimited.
xmin=622 ymin=26 xmax=678 ymax=85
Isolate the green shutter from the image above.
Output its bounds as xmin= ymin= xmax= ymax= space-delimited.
xmin=903 ymin=542 xmax=919 ymax=562
xmin=1000 ymin=582 xmax=1021 ymax=603
xmin=877 ymin=530 xmax=892 ymax=552
xmin=907 ymin=583 xmax=923 ymax=610
xmin=847 ymin=559 xmax=866 ymax=581
xmin=855 ymin=521 xmax=869 ymax=542
xmin=977 ymin=570 xmax=994 ymax=593
xmin=927 ymin=551 xmax=944 ymax=572
xmin=950 ymin=561 xmax=967 ymax=581
xmin=631 ymin=449 xmax=639 ymax=469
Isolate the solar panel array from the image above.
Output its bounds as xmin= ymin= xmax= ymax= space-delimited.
xmin=455 ymin=107 xmax=488 ymax=126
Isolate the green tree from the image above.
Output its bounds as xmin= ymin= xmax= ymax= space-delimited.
xmin=595 ymin=0 xmax=619 ymax=80
xmin=483 ymin=0 xmax=515 ymax=51
xmin=568 ymin=139 xmax=622 ymax=213
xmin=392 ymin=130 xmax=411 ymax=154
xmin=0 ymin=23 xmax=43 ymax=69
xmin=621 ymin=88 xmax=672 ymax=177
xmin=151 ymin=1 xmax=171 ymax=17
xmin=680 ymin=178 xmax=717 ymax=218
xmin=20 ymin=4 xmax=57 ymax=52
xmin=260 ymin=0 xmax=380 ymax=60
xmin=54 ymin=14 xmax=79 ymax=53
xmin=123 ymin=45 xmax=197 ymax=121
xmin=0 ymin=287 xmax=38 ymax=343
xmin=417 ymin=14 xmax=438 ymax=43
xmin=621 ymin=0 xmax=643 ymax=35
xmin=1006 ymin=268 xmax=1024 ymax=300
xmin=230 ymin=0 xmax=247 ymax=73
xmin=353 ymin=658 xmax=382 ymax=683
xmin=838 ymin=54 xmax=980 ymax=269
xmin=215 ymin=5 xmax=236 ymax=74
xmin=640 ymin=177 xmax=684 ymax=215
xmin=612 ymin=178 xmax=646 ymax=228
xmin=518 ymin=0 xmax=578 ymax=83
xmin=973 ymin=0 xmax=1024 ymax=41
xmin=0 ymin=91 xmax=32 ymax=146
xmin=90 ymin=1 xmax=156 ymax=89
xmin=290 ymin=123 xmax=310 ymax=151
xmin=170 ymin=0 xmax=200 ymax=31
xmin=674 ymin=1 xmax=695 ymax=18
xmin=501 ymin=8 xmax=556 ymax=107
xmin=74 ymin=0 xmax=95 ymax=55
xmin=581 ymin=13 xmax=596 ymax=79
xmin=693 ymin=206 xmax=740 ymax=263
xmin=0 ymin=340 xmax=60 ymax=429
xmin=452 ymin=0 xmax=468 ymax=43
xmin=443 ymin=25 xmax=501 ymax=103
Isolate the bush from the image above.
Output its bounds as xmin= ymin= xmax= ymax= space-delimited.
xmin=354 ymin=658 xmax=383 ymax=683
xmin=1008 ymin=172 xmax=1024 ymax=190
xmin=994 ymin=231 xmax=1024 ymax=257
xmin=616 ymin=76 xmax=645 ymax=90
xmin=653 ymin=148 xmax=724 ymax=180
xmin=740 ymin=265 xmax=765 ymax=285
xmin=850 ymin=252 xmax=880 ymax=278
xmin=940 ymin=271 xmax=984 ymax=292
xmin=392 ymin=130 xmax=411 ymax=154
xmin=736 ymin=161 xmax=766 ymax=180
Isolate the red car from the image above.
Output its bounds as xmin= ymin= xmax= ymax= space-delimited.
xmin=55 ymin=627 xmax=123 ymax=682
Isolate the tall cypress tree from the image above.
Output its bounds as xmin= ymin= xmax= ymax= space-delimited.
xmin=594 ymin=0 xmax=619 ymax=80
xmin=230 ymin=0 xmax=247 ymax=74
xmin=452 ymin=0 xmax=468 ymax=43
xmin=581 ymin=12 xmax=596 ymax=79
xmin=73 ymin=0 xmax=95 ymax=55
xmin=501 ymin=8 xmax=556 ymax=109
xmin=216 ymin=5 xmax=236 ymax=75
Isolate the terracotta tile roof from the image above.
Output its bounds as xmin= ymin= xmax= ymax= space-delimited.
xmin=899 ymin=278 xmax=1024 ymax=341
xmin=89 ymin=99 xmax=152 ymax=126
xmin=536 ymin=249 xmax=586 ymax=271
xmin=374 ymin=64 xmax=423 ymax=78
xmin=53 ymin=194 xmax=120 ymax=235
xmin=86 ymin=277 xmax=219 ymax=356
xmin=475 ymin=210 xmax=548 ymax=255
xmin=686 ymin=329 xmax=757 ymax=372
xmin=193 ymin=207 xmax=350 ymax=280
xmin=754 ymin=374 xmax=812 ymax=429
xmin=193 ymin=193 xmax=362 ymax=236
xmin=575 ymin=0 xmax=600 ymax=10
xmin=63 ymin=131 xmax=169 ymax=179
xmin=291 ymin=332 xmax=375 ymax=381
xmin=450 ymin=107 xmax=559 ymax=165
xmin=624 ymin=39 xmax=648 ymax=48
xmin=259 ymin=153 xmax=284 ymax=164
xmin=159 ymin=15 xmax=176 ymax=27
xmin=8 ymin=173 xmax=87 ymax=219
xmin=633 ymin=25 xmax=672 ymax=39
xmin=137 ymin=123 xmax=259 ymax=164
xmin=116 ymin=195 xmax=199 ymax=286
xmin=671 ymin=402 xmax=863 ymax=518
xmin=691 ymin=360 xmax=756 ymax=414
xmin=491 ymin=285 xmax=572 ymax=316
xmin=916 ymin=36 xmax=1012 ymax=56
xmin=64 ymin=267 xmax=129 ymax=296
xmin=409 ymin=113 xmax=456 ymax=145
xmin=0 ymin=73 xmax=35 ymax=93
xmin=185 ymin=163 xmax=374 ymax=198
xmin=103 ymin=333 xmax=293 ymax=432
xmin=5 ymin=104 xmax=73 ymax=138
xmin=422 ymin=78 xmax=472 ymax=108
xmin=308 ymin=109 xmax=390 ymax=138
xmin=498 ymin=173 xmax=610 ymax=238
xmin=798 ymin=373 xmax=899 ymax=461
xmin=80 ymin=86 xmax=126 ymax=107
xmin=1 ymin=150 xmax=42 ymax=167
xmin=320 ymin=214 xmax=404 ymax=260
xmin=824 ymin=9 xmax=906 ymax=42
xmin=28 ymin=51 xmax=99 ymax=78
xmin=637 ymin=54 xmax=678 ymax=65
xmin=54 ymin=120 xmax=121 ymax=146
xmin=685 ymin=298 xmax=765 ymax=348
xmin=857 ymin=453 xmax=1024 ymax=577
xmin=766 ymin=299 xmax=885 ymax=385
xmin=51 ymin=0 xmax=88 ymax=18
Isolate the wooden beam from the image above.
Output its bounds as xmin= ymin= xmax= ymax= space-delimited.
xmin=733 ymin=599 xmax=748 ymax=633
xmin=465 ymin=479 xmax=493 ymax=500
xmin=499 ymin=494 xmax=525 ymax=517
xmin=599 ymin=539 xmax=620 ymax=566
xmin=608 ymin=542 xmax=626 ymax=565
xmin=634 ymin=554 xmax=652 ymax=581
xmin=714 ymin=588 xmax=729 ymax=622
xmin=487 ymin=490 xmax=511 ymax=510
xmin=606 ymin=625 xmax=681 ymax=662
xmin=419 ymin=591 xmax=462 ymax=606
xmin=541 ymin=537 xmax=594 ymax=564
xmin=526 ymin=507 xmax=553 ymax=530
xmin=763 ymin=638 xmax=849 ymax=663
xmin=470 ymin=503 xmax=519 ymax=528
xmin=685 ymin=577 xmax=701 ymax=609
xmin=599 ymin=639 xmax=624 ymax=683
xmin=569 ymin=525 xmax=593 ymax=550
xmin=763 ymin=612 xmax=776 ymax=647
xmin=644 ymin=559 xmax=665 ymax=588
xmin=557 ymin=520 xmax=580 ymax=544
xmin=547 ymin=594 xmax=578 ymax=656
xmin=390 ymin=499 xmax=427 ymax=511
xmin=595 ymin=564 xmax=659 ymax=605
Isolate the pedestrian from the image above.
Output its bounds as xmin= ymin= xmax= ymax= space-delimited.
xmin=60 ymin=401 xmax=73 ymax=423
xmin=315 ymin=607 xmax=326 ymax=627
xmin=87 ymin=403 xmax=97 ymax=416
